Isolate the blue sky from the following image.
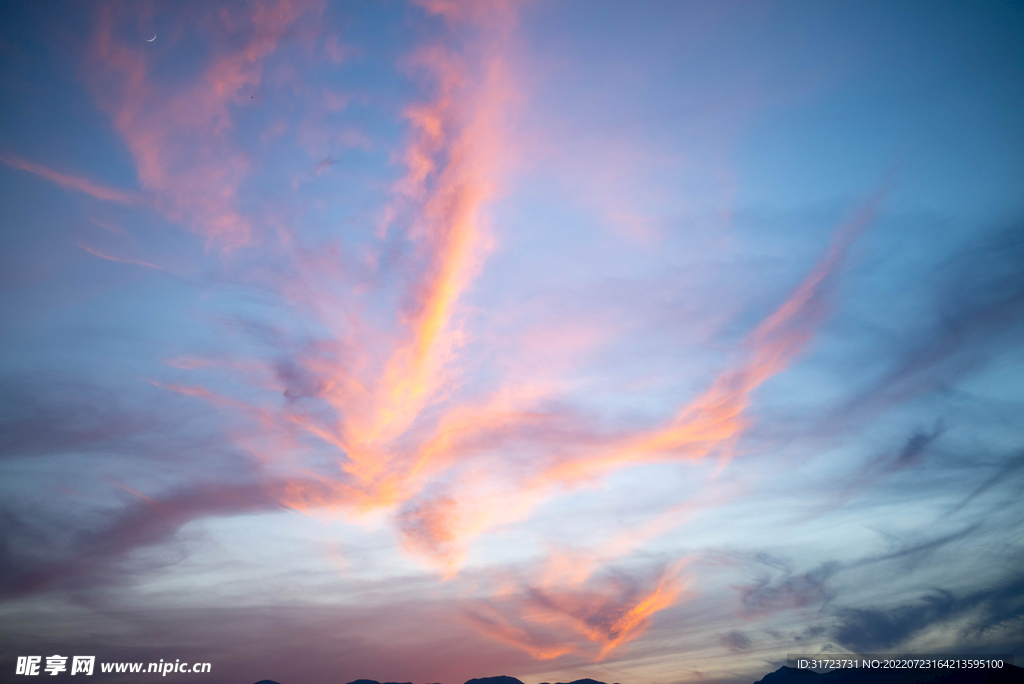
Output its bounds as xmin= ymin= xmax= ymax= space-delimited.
xmin=1 ymin=2 xmax=1022 ymax=683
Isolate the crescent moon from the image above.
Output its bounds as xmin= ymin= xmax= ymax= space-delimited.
xmin=145 ymin=34 xmax=157 ymax=42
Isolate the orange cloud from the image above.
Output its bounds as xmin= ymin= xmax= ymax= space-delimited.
xmin=270 ymin=8 xmax=522 ymax=515
xmin=186 ymin=188 xmax=876 ymax=608
xmin=464 ymin=561 xmax=690 ymax=661
xmin=381 ymin=197 xmax=879 ymax=576
xmin=542 ymin=199 xmax=882 ymax=484
xmin=465 ymin=603 xmax=578 ymax=661
xmin=130 ymin=1 xmax=879 ymax=664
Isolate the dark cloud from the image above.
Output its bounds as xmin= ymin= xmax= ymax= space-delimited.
xmin=739 ymin=563 xmax=837 ymax=617
xmin=314 ymin=156 xmax=338 ymax=174
xmin=854 ymin=423 xmax=943 ymax=486
xmin=854 ymin=523 xmax=984 ymax=571
xmin=889 ymin=426 xmax=941 ymax=472
xmin=804 ymin=425 xmax=946 ymax=516
xmin=833 ymin=589 xmax=956 ymax=651
xmin=0 ymin=378 xmax=153 ymax=460
xmin=793 ymin=625 xmax=827 ymax=644
xmin=0 ymin=480 xmax=294 ymax=598
xmin=748 ymin=222 xmax=1024 ymax=460
xmin=276 ymin=357 xmax=329 ymax=402
xmin=831 ymin=574 xmax=1024 ymax=653
xmin=720 ymin=630 xmax=753 ymax=652
xmin=0 ymin=373 xmax=240 ymax=470
xmin=949 ymin=451 xmax=1024 ymax=514
xmin=842 ymin=223 xmax=1024 ymax=419
xmin=0 ymin=373 xmax=339 ymax=599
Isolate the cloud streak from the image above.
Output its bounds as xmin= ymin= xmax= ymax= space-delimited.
xmin=0 ymin=153 xmax=145 ymax=205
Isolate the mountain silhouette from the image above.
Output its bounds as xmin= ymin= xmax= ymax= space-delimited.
xmin=464 ymin=677 xmax=527 ymax=684
xmin=252 ymin=665 xmax=1021 ymax=684
xmin=754 ymin=663 xmax=1024 ymax=684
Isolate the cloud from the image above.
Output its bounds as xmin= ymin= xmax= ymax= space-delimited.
xmin=832 ymin=592 xmax=955 ymax=652
xmin=413 ymin=0 xmax=519 ymax=26
xmin=3 ymin=3 xmax=1024 ymax=682
xmin=720 ymin=630 xmax=754 ymax=653
xmin=855 ymin=524 xmax=984 ymax=571
xmin=464 ymin=604 xmax=577 ymax=661
xmin=0 ymin=153 xmax=145 ymax=205
xmin=77 ymin=242 xmax=162 ymax=270
xmin=371 ymin=197 xmax=882 ymax=572
xmin=830 ymin=573 xmax=1024 ymax=653
xmin=0 ymin=592 xmax=542 ymax=684
xmin=0 ymin=377 xmax=159 ymax=461
xmin=0 ymin=481 xmax=288 ymax=598
xmin=803 ymin=425 xmax=945 ymax=517
xmin=163 ymin=0 xmax=530 ymax=560
xmin=0 ymin=373 xmax=330 ymax=599
xmin=78 ymin=3 xmax=889 ymax=619
xmin=536 ymin=198 xmax=882 ymax=485
xmin=87 ymin=1 xmax=324 ymax=250
xmin=838 ymin=223 xmax=1024 ymax=420
xmin=949 ymin=451 xmax=1024 ymax=515
xmin=738 ymin=563 xmax=837 ymax=618
xmin=464 ymin=562 xmax=690 ymax=661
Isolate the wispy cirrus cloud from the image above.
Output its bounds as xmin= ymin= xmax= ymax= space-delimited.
xmin=465 ymin=561 xmax=690 ymax=662
xmin=76 ymin=242 xmax=162 ymax=270
xmin=87 ymin=0 xmax=325 ymax=250
xmin=384 ymin=197 xmax=879 ymax=572
xmin=0 ymin=153 xmax=145 ymax=205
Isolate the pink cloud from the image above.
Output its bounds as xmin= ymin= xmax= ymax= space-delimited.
xmin=0 ymin=153 xmax=145 ymax=205
xmin=88 ymin=1 xmax=323 ymax=250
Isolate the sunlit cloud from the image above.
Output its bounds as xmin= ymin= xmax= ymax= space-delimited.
xmin=87 ymin=0 xmax=324 ymax=250
xmin=2 ymin=1 xmax=1023 ymax=681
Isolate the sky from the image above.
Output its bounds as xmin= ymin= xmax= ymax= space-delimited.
xmin=1 ymin=1 xmax=1023 ymax=683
